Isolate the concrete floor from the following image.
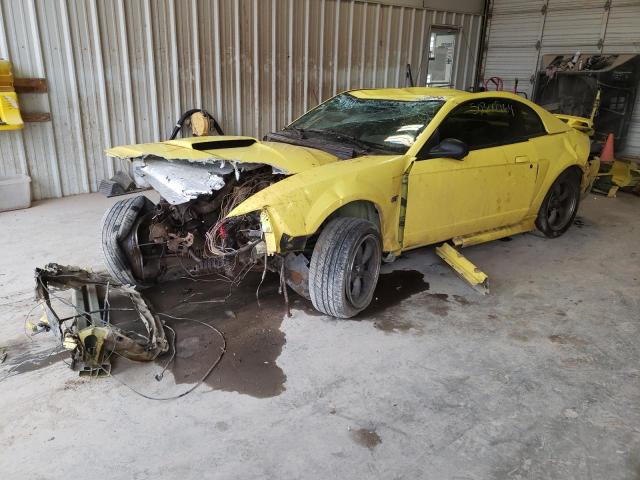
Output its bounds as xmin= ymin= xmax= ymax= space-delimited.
xmin=0 ymin=192 xmax=639 ymax=479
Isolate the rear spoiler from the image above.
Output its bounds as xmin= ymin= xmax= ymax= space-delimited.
xmin=554 ymin=114 xmax=595 ymax=136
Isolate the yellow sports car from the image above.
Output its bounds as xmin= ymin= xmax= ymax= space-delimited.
xmin=103 ymin=88 xmax=597 ymax=318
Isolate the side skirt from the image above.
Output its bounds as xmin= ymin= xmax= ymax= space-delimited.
xmin=451 ymin=218 xmax=536 ymax=248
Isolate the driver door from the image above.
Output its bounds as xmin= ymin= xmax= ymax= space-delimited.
xmin=402 ymin=98 xmax=539 ymax=249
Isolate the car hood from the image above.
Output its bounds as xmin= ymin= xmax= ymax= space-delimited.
xmin=105 ymin=135 xmax=339 ymax=174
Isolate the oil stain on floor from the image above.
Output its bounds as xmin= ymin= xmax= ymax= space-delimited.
xmin=360 ymin=268 xmax=468 ymax=333
xmin=144 ymin=269 xmax=437 ymax=396
xmin=362 ymin=269 xmax=431 ymax=333
xmin=144 ymin=272 xmax=302 ymax=399
xmin=350 ymin=427 xmax=382 ymax=450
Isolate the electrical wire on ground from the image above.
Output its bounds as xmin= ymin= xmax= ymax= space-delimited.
xmin=103 ymin=313 xmax=226 ymax=401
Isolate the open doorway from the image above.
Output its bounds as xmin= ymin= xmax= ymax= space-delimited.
xmin=426 ymin=26 xmax=458 ymax=86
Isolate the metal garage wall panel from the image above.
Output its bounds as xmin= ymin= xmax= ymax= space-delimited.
xmin=214 ymin=0 xmax=241 ymax=133
xmin=335 ymin=0 xmax=352 ymax=94
xmin=542 ymin=7 xmax=604 ymax=48
xmin=175 ymin=0 xmax=200 ymax=117
xmin=288 ymin=0 xmax=306 ymax=123
xmin=604 ymin=4 xmax=640 ymax=52
xmin=482 ymin=8 xmax=542 ymax=96
xmin=151 ymin=0 xmax=181 ymax=138
xmin=197 ymin=0 xmax=221 ymax=127
xmin=237 ymin=0 xmax=253 ymax=134
xmin=487 ymin=13 xmax=541 ymax=48
xmin=549 ymin=0 xmax=605 ymax=8
xmin=256 ymin=0 xmax=275 ymax=135
xmin=360 ymin=2 xmax=380 ymax=87
xmin=97 ymin=0 xmax=136 ymax=165
xmin=66 ymin=0 xmax=113 ymax=190
xmin=483 ymin=47 xmax=540 ymax=95
xmin=489 ymin=0 xmax=544 ymax=14
xmin=125 ymin=0 xmax=160 ymax=143
xmin=36 ymin=0 xmax=90 ymax=196
xmin=459 ymin=13 xmax=482 ymax=90
xmin=0 ymin=0 xmax=482 ymax=200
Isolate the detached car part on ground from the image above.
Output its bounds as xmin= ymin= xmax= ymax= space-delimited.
xmin=102 ymin=88 xmax=598 ymax=318
xmin=34 ymin=264 xmax=168 ymax=375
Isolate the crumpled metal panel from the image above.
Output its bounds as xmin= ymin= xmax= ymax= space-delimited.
xmin=137 ymin=158 xmax=229 ymax=205
xmin=137 ymin=157 xmax=267 ymax=205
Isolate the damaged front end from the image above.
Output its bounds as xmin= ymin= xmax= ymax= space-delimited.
xmin=137 ymin=157 xmax=280 ymax=277
xmin=103 ymin=141 xmax=312 ymax=301
xmin=35 ymin=264 xmax=168 ymax=376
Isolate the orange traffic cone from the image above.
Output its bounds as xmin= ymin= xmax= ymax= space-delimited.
xmin=601 ymin=133 xmax=615 ymax=163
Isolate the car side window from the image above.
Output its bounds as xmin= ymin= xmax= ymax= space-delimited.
xmin=434 ymin=98 xmax=549 ymax=151
xmin=516 ymin=103 xmax=546 ymax=137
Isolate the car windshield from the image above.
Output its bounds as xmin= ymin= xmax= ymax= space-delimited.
xmin=286 ymin=93 xmax=446 ymax=154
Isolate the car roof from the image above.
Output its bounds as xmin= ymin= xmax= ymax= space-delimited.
xmin=348 ymin=87 xmax=462 ymax=101
xmin=347 ymin=87 xmax=538 ymax=103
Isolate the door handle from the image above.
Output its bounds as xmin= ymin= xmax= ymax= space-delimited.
xmin=515 ymin=156 xmax=530 ymax=164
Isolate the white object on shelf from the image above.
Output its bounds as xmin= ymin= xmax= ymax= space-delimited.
xmin=0 ymin=174 xmax=31 ymax=212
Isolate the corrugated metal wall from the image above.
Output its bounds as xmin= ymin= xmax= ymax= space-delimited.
xmin=481 ymin=0 xmax=640 ymax=155
xmin=0 ymin=0 xmax=482 ymax=200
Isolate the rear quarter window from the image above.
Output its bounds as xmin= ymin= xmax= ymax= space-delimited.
xmin=517 ymin=103 xmax=547 ymax=137
xmin=434 ymin=99 xmax=548 ymax=151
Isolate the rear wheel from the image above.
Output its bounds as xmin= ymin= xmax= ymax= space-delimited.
xmin=309 ymin=218 xmax=382 ymax=318
xmin=100 ymin=195 xmax=155 ymax=285
xmin=535 ymin=170 xmax=580 ymax=238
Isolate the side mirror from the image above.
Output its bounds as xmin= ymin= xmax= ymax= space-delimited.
xmin=424 ymin=138 xmax=469 ymax=160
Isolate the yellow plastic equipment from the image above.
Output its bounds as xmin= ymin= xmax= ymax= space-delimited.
xmin=0 ymin=60 xmax=23 ymax=130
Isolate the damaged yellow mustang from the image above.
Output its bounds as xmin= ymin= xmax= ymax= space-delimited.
xmin=104 ymin=88 xmax=598 ymax=318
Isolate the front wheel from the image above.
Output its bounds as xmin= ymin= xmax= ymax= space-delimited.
xmin=100 ymin=195 xmax=155 ymax=285
xmin=309 ymin=218 xmax=382 ymax=318
xmin=535 ymin=169 xmax=581 ymax=238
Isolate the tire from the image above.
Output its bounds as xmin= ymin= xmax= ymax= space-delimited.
xmin=309 ymin=217 xmax=382 ymax=318
xmin=535 ymin=169 xmax=581 ymax=238
xmin=100 ymin=195 xmax=154 ymax=285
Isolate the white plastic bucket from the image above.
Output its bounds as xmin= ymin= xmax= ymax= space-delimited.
xmin=0 ymin=174 xmax=31 ymax=212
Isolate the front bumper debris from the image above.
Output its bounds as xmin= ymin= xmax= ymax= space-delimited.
xmin=35 ymin=264 xmax=168 ymax=376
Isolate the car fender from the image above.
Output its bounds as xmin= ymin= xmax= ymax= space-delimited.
xmin=528 ymin=129 xmax=590 ymax=214
xmin=228 ymin=156 xmax=405 ymax=253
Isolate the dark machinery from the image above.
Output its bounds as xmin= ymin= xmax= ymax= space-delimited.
xmin=533 ymin=54 xmax=640 ymax=151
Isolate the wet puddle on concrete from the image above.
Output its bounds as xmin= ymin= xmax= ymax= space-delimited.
xmin=142 ymin=269 xmax=438 ymax=396
xmin=365 ymin=270 xmax=431 ymax=316
xmin=0 ymin=342 xmax=68 ymax=378
xmin=141 ymin=273 xmax=302 ymax=398
xmin=361 ymin=269 xmax=473 ymax=332
xmin=362 ymin=270 xmax=431 ymax=332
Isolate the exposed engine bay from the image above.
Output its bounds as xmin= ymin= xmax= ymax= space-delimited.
xmin=130 ymin=160 xmax=278 ymax=279
xmin=104 ymin=156 xmax=309 ymax=300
